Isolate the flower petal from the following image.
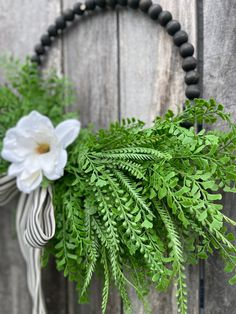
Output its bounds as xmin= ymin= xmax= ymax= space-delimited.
xmin=55 ymin=119 xmax=80 ymax=148
xmin=17 ymin=170 xmax=43 ymax=194
xmin=44 ymin=150 xmax=67 ymax=180
xmin=24 ymin=155 xmax=41 ymax=174
xmin=1 ymin=128 xmax=36 ymax=163
xmin=8 ymin=162 xmax=25 ymax=176
xmin=17 ymin=110 xmax=54 ymax=131
xmin=39 ymin=150 xmax=58 ymax=174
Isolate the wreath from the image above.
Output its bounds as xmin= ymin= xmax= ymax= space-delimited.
xmin=1 ymin=2 xmax=236 ymax=314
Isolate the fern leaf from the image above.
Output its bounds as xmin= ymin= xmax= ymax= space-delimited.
xmin=114 ymin=169 xmax=154 ymax=217
xmin=101 ymin=249 xmax=110 ymax=314
xmin=156 ymin=202 xmax=187 ymax=314
xmin=81 ymin=237 xmax=99 ymax=297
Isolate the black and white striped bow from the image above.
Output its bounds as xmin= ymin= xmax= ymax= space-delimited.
xmin=0 ymin=175 xmax=56 ymax=314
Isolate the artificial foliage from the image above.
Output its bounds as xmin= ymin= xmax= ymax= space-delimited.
xmin=1 ymin=61 xmax=236 ymax=314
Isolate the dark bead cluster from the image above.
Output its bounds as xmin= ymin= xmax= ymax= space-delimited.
xmin=31 ymin=0 xmax=200 ymax=100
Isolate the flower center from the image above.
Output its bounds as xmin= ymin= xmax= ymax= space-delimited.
xmin=36 ymin=143 xmax=50 ymax=154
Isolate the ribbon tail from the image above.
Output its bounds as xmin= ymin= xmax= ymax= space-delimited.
xmin=0 ymin=175 xmax=18 ymax=206
xmin=16 ymin=191 xmax=48 ymax=314
xmin=24 ymin=186 xmax=55 ymax=249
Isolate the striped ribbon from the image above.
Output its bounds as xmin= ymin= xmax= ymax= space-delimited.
xmin=0 ymin=175 xmax=56 ymax=314
xmin=0 ymin=175 xmax=19 ymax=205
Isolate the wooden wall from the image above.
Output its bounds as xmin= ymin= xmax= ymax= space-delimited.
xmin=0 ymin=0 xmax=235 ymax=313
xmin=203 ymin=1 xmax=236 ymax=313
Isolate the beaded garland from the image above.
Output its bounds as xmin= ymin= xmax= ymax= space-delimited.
xmin=31 ymin=0 xmax=200 ymax=100
xmin=1 ymin=2 xmax=236 ymax=314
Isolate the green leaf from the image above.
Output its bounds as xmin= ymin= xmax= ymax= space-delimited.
xmin=57 ymin=257 xmax=66 ymax=268
xmin=96 ymin=179 xmax=107 ymax=187
xmin=224 ymin=186 xmax=236 ymax=193
xmin=175 ymin=186 xmax=190 ymax=197
xmin=90 ymin=172 xmax=97 ymax=183
xmin=152 ymin=273 xmax=160 ymax=282
xmin=150 ymin=188 xmax=156 ymax=199
xmin=224 ymin=263 xmax=234 ymax=273
xmin=200 ymin=173 xmax=213 ymax=181
xmin=198 ymin=210 xmax=208 ymax=222
xmin=226 ymin=233 xmax=235 ymax=241
xmin=207 ymin=193 xmax=222 ymax=201
xmin=201 ymin=181 xmax=218 ymax=190
xmin=135 ymin=212 xmax=141 ymax=222
xmin=165 ymin=172 xmax=176 ymax=181
xmin=158 ymin=186 xmax=167 ymax=200
xmin=210 ymin=219 xmax=223 ymax=230
xmin=141 ymin=220 xmax=153 ymax=229
xmin=198 ymin=252 xmax=208 ymax=259
xmin=229 ymin=275 xmax=236 ymax=285
xmin=178 ymin=212 xmax=189 ymax=227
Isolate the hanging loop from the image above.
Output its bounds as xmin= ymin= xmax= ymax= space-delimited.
xmin=31 ymin=0 xmax=200 ymax=100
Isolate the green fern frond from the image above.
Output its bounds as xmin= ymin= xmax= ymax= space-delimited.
xmin=101 ymin=249 xmax=110 ymax=314
xmin=108 ymin=160 xmax=146 ymax=179
xmin=81 ymin=237 xmax=99 ymax=297
xmin=114 ymin=169 xmax=153 ymax=217
xmin=92 ymin=147 xmax=171 ymax=161
xmin=156 ymin=202 xmax=187 ymax=314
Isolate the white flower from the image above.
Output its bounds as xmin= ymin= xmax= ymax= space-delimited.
xmin=1 ymin=111 xmax=80 ymax=193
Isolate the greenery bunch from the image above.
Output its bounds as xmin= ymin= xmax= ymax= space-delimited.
xmin=1 ymin=61 xmax=236 ymax=314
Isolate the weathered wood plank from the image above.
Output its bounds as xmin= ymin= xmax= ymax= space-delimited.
xmin=203 ymin=1 xmax=236 ymax=313
xmin=62 ymin=1 xmax=122 ymax=313
xmin=42 ymin=258 xmax=69 ymax=314
xmin=118 ymin=1 xmax=199 ymax=313
xmin=62 ymin=1 xmax=120 ymax=130
xmin=0 ymin=197 xmax=32 ymax=314
xmin=0 ymin=0 xmax=61 ymax=69
xmin=0 ymin=1 xmax=66 ymax=313
xmin=119 ymin=0 xmax=197 ymax=123
xmin=0 ymin=0 xmax=201 ymax=313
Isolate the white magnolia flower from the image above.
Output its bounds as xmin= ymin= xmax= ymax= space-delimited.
xmin=1 ymin=111 xmax=80 ymax=193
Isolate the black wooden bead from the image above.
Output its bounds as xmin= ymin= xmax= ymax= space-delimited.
xmin=185 ymin=71 xmax=199 ymax=85
xmin=166 ymin=20 xmax=181 ymax=36
xmin=41 ymin=34 xmax=51 ymax=46
xmin=180 ymin=43 xmax=194 ymax=57
xmin=173 ymin=30 xmax=188 ymax=46
xmin=55 ymin=16 xmax=66 ymax=30
xmin=31 ymin=54 xmax=41 ymax=65
xmin=35 ymin=43 xmax=45 ymax=55
xmin=128 ymin=0 xmax=139 ymax=9
xmin=85 ymin=0 xmax=96 ymax=10
xmin=73 ymin=2 xmax=85 ymax=14
xmin=118 ymin=0 xmax=128 ymax=6
xmin=148 ymin=4 xmax=162 ymax=20
xmin=185 ymin=85 xmax=200 ymax=99
xmin=158 ymin=10 xmax=172 ymax=26
xmin=47 ymin=25 xmax=58 ymax=37
xmin=180 ymin=121 xmax=193 ymax=129
xmin=139 ymin=0 xmax=152 ymax=12
xmin=63 ymin=9 xmax=75 ymax=21
xmin=182 ymin=56 xmax=197 ymax=71
xmin=95 ymin=0 xmax=106 ymax=7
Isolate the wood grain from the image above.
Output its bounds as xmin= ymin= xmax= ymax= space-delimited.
xmin=0 ymin=0 xmax=201 ymax=313
xmin=119 ymin=0 xmax=197 ymax=123
xmin=0 ymin=0 xmax=61 ymax=70
xmin=0 ymin=197 xmax=32 ymax=314
xmin=203 ymin=1 xmax=236 ymax=313
xmin=62 ymin=1 xmax=121 ymax=312
xmin=118 ymin=1 xmax=199 ymax=312
xmin=0 ymin=1 xmax=66 ymax=313
xmin=62 ymin=1 xmax=119 ymax=129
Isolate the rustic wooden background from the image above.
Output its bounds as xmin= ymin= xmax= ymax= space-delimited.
xmin=0 ymin=0 xmax=235 ymax=313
